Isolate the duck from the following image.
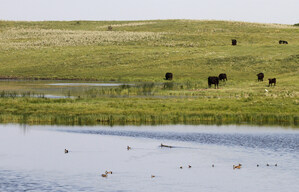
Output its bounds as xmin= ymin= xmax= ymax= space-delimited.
xmin=188 ymin=165 xmax=192 ymax=168
xmin=101 ymin=174 xmax=108 ymax=178
xmin=212 ymin=164 xmax=214 ymax=167
xmin=267 ymin=163 xmax=269 ymax=166
xmin=64 ymin=149 xmax=69 ymax=154
xmin=151 ymin=175 xmax=155 ymax=178
xmin=127 ymin=146 xmax=131 ymax=150
xmin=180 ymin=166 xmax=183 ymax=169
xmin=233 ymin=164 xmax=241 ymax=169
xmin=105 ymin=171 xmax=113 ymax=174
xmin=161 ymin=143 xmax=172 ymax=148
xmin=275 ymin=164 xmax=277 ymax=167
xmin=257 ymin=164 xmax=259 ymax=167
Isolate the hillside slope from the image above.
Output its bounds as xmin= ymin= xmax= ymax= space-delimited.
xmin=0 ymin=20 xmax=298 ymax=86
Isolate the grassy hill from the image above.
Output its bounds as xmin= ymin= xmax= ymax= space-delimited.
xmin=0 ymin=20 xmax=298 ymax=82
xmin=0 ymin=20 xmax=298 ymax=126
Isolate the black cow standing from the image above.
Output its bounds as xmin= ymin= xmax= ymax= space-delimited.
xmin=257 ymin=73 xmax=264 ymax=81
xmin=208 ymin=76 xmax=219 ymax=88
xmin=164 ymin=72 xmax=173 ymax=80
xmin=268 ymin=78 xmax=276 ymax=86
xmin=232 ymin=39 xmax=237 ymax=46
xmin=279 ymin=40 xmax=288 ymax=44
xmin=219 ymin=73 xmax=227 ymax=81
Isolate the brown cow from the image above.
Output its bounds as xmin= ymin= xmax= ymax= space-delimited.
xmin=164 ymin=72 xmax=173 ymax=80
xmin=208 ymin=76 xmax=219 ymax=89
xmin=219 ymin=73 xmax=227 ymax=81
xmin=257 ymin=73 xmax=264 ymax=81
xmin=279 ymin=40 xmax=288 ymax=44
xmin=268 ymin=78 xmax=276 ymax=86
xmin=232 ymin=39 xmax=237 ymax=46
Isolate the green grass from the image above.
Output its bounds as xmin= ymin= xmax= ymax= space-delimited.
xmin=0 ymin=96 xmax=297 ymax=126
xmin=0 ymin=20 xmax=298 ymax=126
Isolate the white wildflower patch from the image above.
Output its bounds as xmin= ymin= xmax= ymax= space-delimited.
xmin=0 ymin=27 xmax=164 ymax=50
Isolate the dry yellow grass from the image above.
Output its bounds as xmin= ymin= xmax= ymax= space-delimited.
xmin=0 ymin=27 xmax=165 ymax=50
xmin=97 ymin=22 xmax=157 ymax=29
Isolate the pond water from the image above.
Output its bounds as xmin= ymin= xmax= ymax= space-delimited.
xmin=0 ymin=124 xmax=298 ymax=192
xmin=0 ymin=80 xmax=127 ymax=98
xmin=48 ymin=83 xmax=125 ymax=87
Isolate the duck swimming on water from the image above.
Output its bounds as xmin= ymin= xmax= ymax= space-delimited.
xmin=233 ymin=164 xmax=242 ymax=169
xmin=160 ymin=143 xmax=172 ymax=148
xmin=101 ymin=174 xmax=107 ymax=178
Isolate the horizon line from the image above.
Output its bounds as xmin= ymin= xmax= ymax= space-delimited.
xmin=0 ymin=19 xmax=297 ymax=26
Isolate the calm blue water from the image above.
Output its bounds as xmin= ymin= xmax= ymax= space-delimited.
xmin=0 ymin=124 xmax=298 ymax=192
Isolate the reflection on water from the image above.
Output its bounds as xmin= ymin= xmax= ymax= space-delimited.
xmin=0 ymin=80 xmax=128 ymax=98
xmin=0 ymin=124 xmax=298 ymax=192
xmin=48 ymin=83 xmax=125 ymax=86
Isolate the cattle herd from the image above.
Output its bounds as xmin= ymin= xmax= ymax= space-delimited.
xmin=164 ymin=72 xmax=276 ymax=88
xmin=163 ymin=38 xmax=286 ymax=88
xmin=232 ymin=39 xmax=288 ymax=45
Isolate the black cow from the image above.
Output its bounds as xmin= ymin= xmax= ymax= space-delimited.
xmin=219 ymin=73 xmax=227 ymax=81
xmin=164 ymin=72 xmax=173 ymax=80
xmin=279 ymin=40 xmax=288 ymax=44
xmin=208 ymin=76 xmax=219 ymax=88
xmin=257 ymin=73 xmax=264 ymax=81
xmin=268 ymin=78 xmax=276 ymax=86
xmin=232 ymin=39 xmax=237 ymax=46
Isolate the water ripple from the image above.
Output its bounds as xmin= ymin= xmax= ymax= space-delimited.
xmin=0 ymin=170 xmax=72 ymax=192
xmin=58 ymin=129 xmax=299 ymax=153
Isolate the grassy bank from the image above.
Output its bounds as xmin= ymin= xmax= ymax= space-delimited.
xmin=0 ymin=94 xmax=297 ymax=126
xmin=0 ymin=20 xmax=298 ymax=126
